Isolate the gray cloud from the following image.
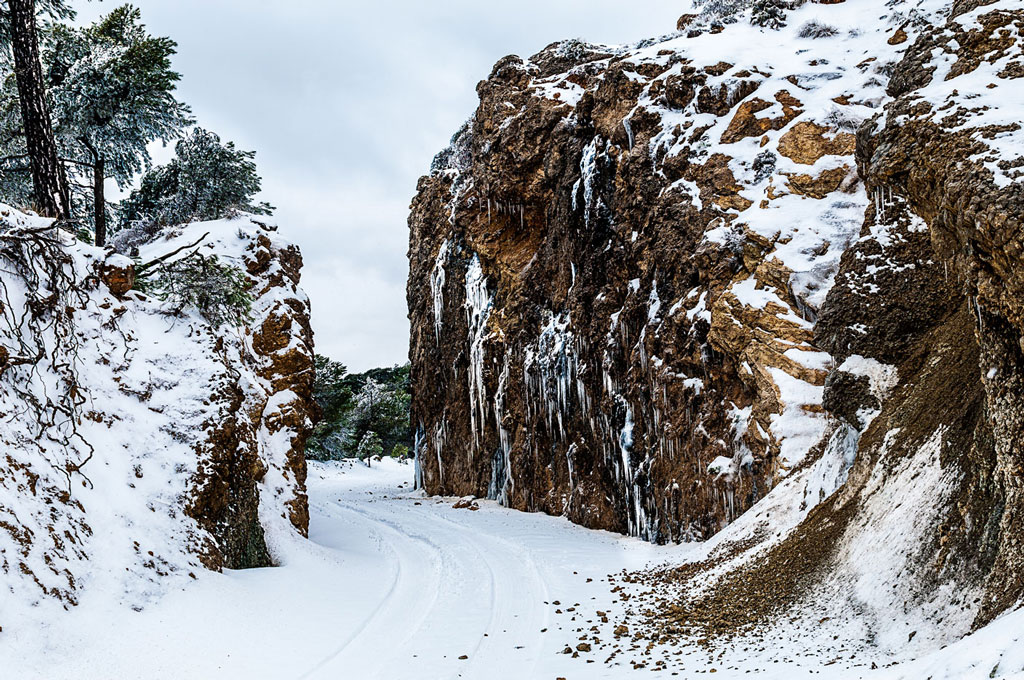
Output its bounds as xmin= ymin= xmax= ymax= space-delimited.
xmin=75 ymin=0 xmax=684 ymax=370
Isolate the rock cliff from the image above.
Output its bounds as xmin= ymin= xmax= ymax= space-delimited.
xmin=0 ymin=209 xmax=314 ymax=623
xmin=409 ymin=0 xmax=1024 ymax=643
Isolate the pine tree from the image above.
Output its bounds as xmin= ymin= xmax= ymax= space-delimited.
xmin=0 ymin=63 xmax=35 ymax=205
xmin=307 ymin=355 xmax=357 ymax=460
xmin=305 ymin=361 xmax=413 ymax=462
xmin=357 ymin=431 xmax=383 ymax=466
xmin=118 ymin=127 xmax=273 ymax=240
xmin=45 ymin=6 xmax=192 ymax=246
xmin=0 ymin=0 xmax=73 ymax=218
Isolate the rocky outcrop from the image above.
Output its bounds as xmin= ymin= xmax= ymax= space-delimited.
xmin=409 ymin=0 xmax=1024 ymax=650
xmin=409 ymin=1 xmax=905 ymax=541
xmin=181 ymin=224 xmax=315 ymax=569
xmin=638 ymin=0 xmax=1024 ymax=643
xmin=845 ymin=0 xmax=1024 ymax=627
xmin=0 ymin=211 xmax=315 ymax=622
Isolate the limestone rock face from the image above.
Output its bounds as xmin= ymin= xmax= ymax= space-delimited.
xmin=408 ymin=0 xmax=1024 ymax=633
xmin=408 ymin=2 xmax=901 ymax=542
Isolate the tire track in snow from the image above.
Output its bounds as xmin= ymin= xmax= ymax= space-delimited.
xmin=419 ymin=506 xmax=552 ymax=678
xmin=297 ymin=500 xmax=442 ymax=680
xmin=326 ymin=500 xmax=457 ymax=667
xmin=330 ymin=498 xmax=500 ymax=680
xmin=307 ymin=489 xmax=553 ymax=680
xmin=350 ymin=496 xmax=553 ymax=679
xmin=300 ymin=463 xmax=572 ymax=680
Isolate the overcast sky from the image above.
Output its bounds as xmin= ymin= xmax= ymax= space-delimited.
xmin=75 ymin=0 xmax=685 ymax=371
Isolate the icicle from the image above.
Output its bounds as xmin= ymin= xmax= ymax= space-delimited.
xmin=413 ymin=425 xmax=426 ymax=490
xmin=464 ymin=255 xmax=493 ymax=451
xmin=430 ymin=240 xmax=451 ymax=343
xmin=577 ymin=139 xmax=599 ymax=228
xmin=490 ymin=357 xmax=513 ymax=505
xmin=566 ymin=443 xmax=577 ymax=492
xmin=432 ymin=420 xmax=447 ymax=486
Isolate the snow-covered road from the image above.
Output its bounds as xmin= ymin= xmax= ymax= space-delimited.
xmin=298 ymin=460 xmax=667 ymax=680
xmin=7 ymin=460 xmax=668 ymax=680
xmin=9 ymin=459 xmax=1023 ymax=680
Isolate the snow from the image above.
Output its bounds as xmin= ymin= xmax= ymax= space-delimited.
xmin=5 ymin=457 xmax=1019 ymax=679
xmin=821 ymin=428 xmax=975 ymax=653
xmin=0 ymin=459 xmax=665 ymax=679
xmin=685 ymin=290 xmax=711 ymax=323
xmin=839 ymin=354 xmax=898 ymax=400
xmin=767 ymin=367 xmax=826 ymax=471
xmin=707 ymin=455 xmax=735 ymax=478
xmin=531 ymin=75 xmax=586 ymax=108
xmin=784 ymin=346 xmax=832 ymax=371
xmin=103 ymin=252 xmax=134 ymax=268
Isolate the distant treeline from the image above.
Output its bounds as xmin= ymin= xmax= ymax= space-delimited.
xmin=307 ymin=356 xmax=412 ymax=461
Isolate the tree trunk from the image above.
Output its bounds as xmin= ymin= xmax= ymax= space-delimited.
xmin=94 ymin=156 xmax=106 ymax=246
xmin=8 ymin=0 xmax=70 ymax=220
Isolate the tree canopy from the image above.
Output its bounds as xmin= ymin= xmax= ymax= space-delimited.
xmin=45 ymin=5 xmax=192 ymax=243
xmin=47 ymin=6 xmax=192 ymax=186
xmin=0 ymin=4 xmax=195 ymax=239
xmin=0 ymin=3 xmax=272 ymax=249
xmin=307 ymin=359 xmax=412 ymax=462
xmin=119 ymin=126 xmax=273 ymax=232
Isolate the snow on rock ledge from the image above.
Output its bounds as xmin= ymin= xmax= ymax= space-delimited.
xmin=408 ymin=0 xmax=937 ymax=543
xmin=0 ymin=207 xmax=314 ymax=629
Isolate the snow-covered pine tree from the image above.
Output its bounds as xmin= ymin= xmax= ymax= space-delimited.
xmin=45 ymin=6 xmax=192 ymax=245
xmin=117 ymin=127 xmax=273 ymax=247
xmin=693 ymin=0 xmax=750 ymax=25
xmin=0 ymin=61 xmax=35 ymax=206
xmin=357 ymin=431 xmax=383 ymax=466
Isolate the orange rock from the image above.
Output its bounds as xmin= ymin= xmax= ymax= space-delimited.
xmin=721 ymin=91 xmax=803 ymax=144
xmin=676 ymin=14 xmax=696 ymax=31
xmin=100 ymin=258 xmax=135 ymax=299
xmin=784 ymin=166 xmax=853 ymax=199
xmin=888 ymin=27 xmax=908 ymax=45
xmin=715 ymin=194 xmax=754 ymax=212
xmin=777 ymin=121 xmax=856 ymax=165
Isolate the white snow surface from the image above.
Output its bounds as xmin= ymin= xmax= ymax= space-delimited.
xmin=4 ymin=458 xmax=1020 ymax=679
